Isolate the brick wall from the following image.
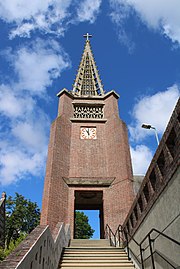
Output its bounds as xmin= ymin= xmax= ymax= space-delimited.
xmin=41 ymin=92 xmax=73 ymax=231
xmin=41 ymin=89 xmax=135 ymax=235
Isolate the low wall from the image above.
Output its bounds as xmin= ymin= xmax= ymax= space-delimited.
xmin=123 ymin=98 xmax=180 ymax=269
xmin=0 ymin=222 xmax=70 ymax=269
xmin=0 ymin=192 xmax=6 ymax=249
xmin=128 ymin=168 xmax=180 ymax=269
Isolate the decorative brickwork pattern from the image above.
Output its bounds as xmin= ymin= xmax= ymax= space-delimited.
xmin=73 ymin=104 xmax=103 ymax=119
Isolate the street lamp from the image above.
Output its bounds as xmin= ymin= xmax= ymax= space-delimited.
xmin=141 ymin=124 xmax=159 ymax=145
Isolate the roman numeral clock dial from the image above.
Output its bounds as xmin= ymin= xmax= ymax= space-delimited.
xmin=80 ymin=127 xmax=97 ymax=140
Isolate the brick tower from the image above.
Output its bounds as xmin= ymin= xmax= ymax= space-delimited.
xmin=41 ymin=34 xmax=134 ymax=237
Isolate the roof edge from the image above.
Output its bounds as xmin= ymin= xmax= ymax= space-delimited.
xmin=104 ymin=90 xmax=120 ymax=99
xmin=57 ymin=88 xmax=74 ymax=98
xmin=57 ymin=88 xmax=120 ymax=100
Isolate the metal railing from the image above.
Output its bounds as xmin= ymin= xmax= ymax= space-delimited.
xmin=105 ymin=225 xmax=180 ymax=269
xmin=105 ymin=224 xmax=116 ymax=247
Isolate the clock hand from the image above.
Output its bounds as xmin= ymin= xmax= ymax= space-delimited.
xmin=86 ymin=128 xmax=90 ymax=135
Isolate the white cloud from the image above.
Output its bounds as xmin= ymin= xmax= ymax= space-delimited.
xmin=109 ymin=0 xmax=180 ymax=46
xmin=0 ymin=0 xmax=50 ymax=21
xmin=0 ymin=38 xmax=71 ymax=186
xmin=130 ymin=145 xmax=153 ymax=174
xmin=129 ymin=84 xmax=179 ymax=141
xmin=0 ymin=121 xmax=49 ymax=186
xmin=0 ymin=0 xmax=102 ymax=38
xmin=0 ymin=149 xmax=46 ymax=186
xmin=76 ymin=0 xmax=102 ymax=23
xmin=109 ymin=0 xmax=135 ymax=53
xmin=0 ymin=0 xmax=72 ymax=38
xmin=0 ymin=85 xmax=35 ymax=118
xmin=4 ymin=39 xmax=70 ymax=95
xmin=129 ymin=85 xmax=179 ymax=175
xmin=10 ymin=23 xmax=36 ymax=39
xmin=12 ymin=113 xmax=49 ymax=153
xmin=0 ymin=86 xmax=50 ymax=186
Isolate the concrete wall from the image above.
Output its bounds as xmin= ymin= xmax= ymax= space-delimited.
xmin=0 ymin=223 xmax=70 ymax=269
xmin=124 ymin=98 xmax=180 ymax=269
xmin=133 ymin=176 xmax=144 ymax=195
xmin=129 ymin=167 xmax=180 ymax=269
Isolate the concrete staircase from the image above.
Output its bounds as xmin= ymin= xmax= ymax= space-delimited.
xmin=59 ymin=239 xmax=136 ymax=269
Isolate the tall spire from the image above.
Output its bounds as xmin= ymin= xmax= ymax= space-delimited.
xmin=72 ymin=33 xmax=105 ymax=96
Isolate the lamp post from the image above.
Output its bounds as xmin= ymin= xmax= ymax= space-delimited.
xmin=141 ymin=124 xmax=159 ymax=146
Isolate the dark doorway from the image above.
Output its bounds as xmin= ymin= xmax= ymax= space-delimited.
xmin=74 ymin=191 xmax=104 ymax=239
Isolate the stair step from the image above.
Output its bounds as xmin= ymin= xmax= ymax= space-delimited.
xmin=65 ymin=248 xmax=123 ymax=251
xmin=63 ymin=254 xmax=127 ymax=257
xmin=63 ymin=255 xmax=128 ymax=259
xmin=60 ymin=265 xmax=135 ymax=269
xmin=70 ymin=240 xmax=110 ymax=248
xmin=64 ymin=253 xmax=125 ymax=255
xmin=62 ymin=258 xmax=129 ymax=261
xmin=60 ymin=264 xmax=134 ymax=268
xmin=59 ymin=240 xmax=135 ymax=269
xmin=70 ymin=241 xmax=109 ymax=243
xmin=64 ymin=250 xmax=124 ymax=253
xmin=62 ymin=258 xmax=129 ymax=263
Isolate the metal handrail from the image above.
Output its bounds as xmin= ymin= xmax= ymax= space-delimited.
xmin=105 ymin=224 xmax=125 ymax=247
xmin=139 ymin=228 xmax=180 ymax=269
xmin=124 ymin=227 xmax=180 ymax=269
xmin=105 ymin=224 xmax=116 ymax=246
xmin=114 ymin=224 xmax=124 ymax=247
xmin=140 ymin=228 xmax=180 ymax=246
xmin=105 ymin=224 xmax=180 ymax=269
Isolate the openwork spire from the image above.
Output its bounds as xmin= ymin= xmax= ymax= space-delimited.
xmin=72 ymin=33 xmax=105 ymax=96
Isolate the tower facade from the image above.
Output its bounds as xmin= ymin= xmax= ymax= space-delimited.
xmin=41 ymin=35 xmax=134 ymax=237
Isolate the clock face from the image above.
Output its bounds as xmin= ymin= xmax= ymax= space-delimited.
xmin=80 ymin=127 xmax=97 ymax=140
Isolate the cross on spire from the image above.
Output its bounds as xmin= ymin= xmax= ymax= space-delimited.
xmin=83 ymin=33 xmax=92 ymax=41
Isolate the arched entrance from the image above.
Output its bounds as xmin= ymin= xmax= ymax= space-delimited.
xmin=74 ymin=191 xmax=104 ymax=238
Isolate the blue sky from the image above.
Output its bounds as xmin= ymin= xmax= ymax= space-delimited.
xmin=0 ymin=0 xmax=179 ymax=238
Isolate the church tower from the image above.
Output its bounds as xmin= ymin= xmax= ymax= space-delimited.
xmin=41 ymin=34 xmax=134 ymax=237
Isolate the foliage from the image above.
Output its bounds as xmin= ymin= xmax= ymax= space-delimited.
xmin=75 ymin=211 xmax=95 ymax=239
xmin=0 ymin=233 xmax=27 ymax=261
xmin=0 ymin=248 xmax=6 ymax=261
xmin=5 ymin=193 xmax=40 ymax=249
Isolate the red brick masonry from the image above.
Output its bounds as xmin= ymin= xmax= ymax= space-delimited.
xmin=41 ymin=89 xmax=135 ymax=236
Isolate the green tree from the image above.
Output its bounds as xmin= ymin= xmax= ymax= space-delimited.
xmin=75 ymin=211 xmax=95 ymax=239
xmin=5 ymin=193 xmax=40 ymax=249
xmin=0 ymin=233 xmax=27 ymax=261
